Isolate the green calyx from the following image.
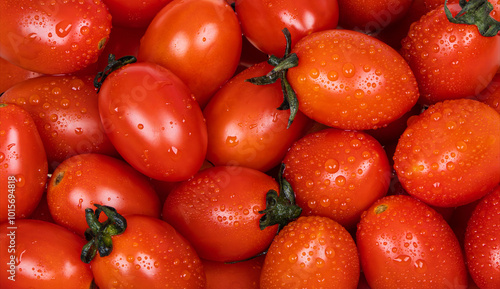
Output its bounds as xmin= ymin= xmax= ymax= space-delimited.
xmin=259 ymin=163 xmax=302 ymax=231
xmin=94 ymin=54 xmax=137 ymax=93
xmin=80 ymin=204 xmax=127 ymax=264
xmin=444 ymin=0 xmax=500 ymax=37
xmin=246 ymin=28 xmax=299 ymax=129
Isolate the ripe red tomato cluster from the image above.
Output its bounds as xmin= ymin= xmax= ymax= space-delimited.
xmin=1 ymin=0 xmax=500 ymax=288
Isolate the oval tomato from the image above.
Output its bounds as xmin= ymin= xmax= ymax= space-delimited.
xmin=47 ymin=153 xmax=161 ymax=236
xmin=138 ymin=0 xmax=242 ymax=107
xmin=0 ymin=0 xmax=111 ymax=74
xmin=394 ymin=99 xmax=500 ymax=207
xmin=356 ymin=195 xmax=468 ymax=288
xmin=1 ymin=74 xmax=118 ymax=170
xmin=162 ymin=165 xmax=279 ymax=262
xmin=235 ymin=0 xmax=339 ymax=57
xmin=0 ymin=219 xmax=93 ymax=289
xmin=465 ymin=185 xmax=500 ymax=289
xmin=260 ymin=215 xmax=360 ymax=288
xmin=283 ymin=128 xmax=391 ymax=229
xmin=98 ymin=61 xmax=207 ymax=182
xmin=0 ymin=103 xmax=47 ymax=222
xmin=204 ymin=61 xmax=312 ymax=172
xmin=101 ymin=0 xmax=173 ymax=28
xmin=287 ymin=29 xmax=419 ymax=130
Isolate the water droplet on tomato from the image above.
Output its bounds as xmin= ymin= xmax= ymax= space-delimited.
xmin=74 ymin=127 xmax=83 ymax=135
xmin=225 ymin=136 xmax=239 ymax=147
xmin=325 ymin=247 xmax=335 ymax=258
xmin=55 ymin=20 xmax=73 ymax=38
xmin=456 ymin=141 xmax=467 ymax=152
xmin=50 ymin=114 xmax=58 ymax=122
xmin=60 ymin=99 xmax=70 ymax=108
xmin=414 ymin=259 xmax=427 ymax=273
xmin=137 ymin=124 xmax=144 ymax=130
xmin=324 ymin=159 xmax=339 ymax=173
xmin=393 ymin=255 xmax=411 ymax=266
xmin=80 ymin=26 xmax=89 ymax=35
xmin=29 ymin=95 xmax=40 ymax=105
xmin=0 ymin=152 xmax=4 ymax=163
xmin=309 ymin=68 xmax=319 ymax=79
xmin=327 ymin=71 xmax=339 ymax=81
xmin=320 ymin=198 xmax=331 ymax=208
xmin=342 ymin=63 xmax=355 ymax=78
xmin=335 ymin=175 xmax=346 ymax=186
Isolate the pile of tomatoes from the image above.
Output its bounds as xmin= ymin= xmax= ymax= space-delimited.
xmin=1 ymin=0 xmax=500 ymax=288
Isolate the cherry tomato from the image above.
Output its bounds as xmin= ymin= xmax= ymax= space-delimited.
xmin=0 ymin=103 xmax=47 ymax=222
xmin=0 ymin=219 xmax=93 ymax=289
xmin=138 ymin=0 xmax=242 ymax=107
xmin=203 ymin=256 xmax=264 ymax=289
xmin=1 ymin=74 xmax=118 ymax=170
xmin=0 ymin=0 xmax=111 ymax=74
xmin=98 ymin=61 xmax=207 ymax=182
xmin=235 ymin=0 xmax=339 ymax=57
xmin=0 ymin=56 xmax=40 ymax=93
xmin=101 ymin=0 xmax=173 ymax=28
xmin=204 ymin=61 xmax=312 ymax=172
xmin=465 ymin=185 xmax=500 ymax=289
xmin=162 ymin=165 xmax=279 ymax=262
xmin=400 ymin=2 xmax=500 ymax=104
xmin=287 ymin=29 xmax=419 ymax=130
xmin=337 ymin=0 xmax=414 ymax=32
xmin=260 ymin=216 xmax=360 ymax=288
xmin=283 ymin=128 xmax=391 ymax=229
xmin=394 ymin=99 xmax=500 ymax=207
xmin=356 ymin=195 xmax=468 ymax=288
xmin=47 ymin=153 xmax=161 ymax=236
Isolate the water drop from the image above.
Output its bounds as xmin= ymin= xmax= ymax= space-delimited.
xmin=324 ymin=159 xmax=339 ymax=173
xmin=335 ymin=175 xmax=346 ymax=186
xmin=414 ymin=259 xmax=427 ymax=273
xmin=55 ymin=20 xmax=73 ymax=38
xmin=342 ymin=63 xmax=356 ymax=78
xmin=393 ymin=255 xmax=412 ymax=266
xmin=225 ymin=136 xmax=239 ymax=147
xmin=137 ymin=123 xmax=144 ymax=130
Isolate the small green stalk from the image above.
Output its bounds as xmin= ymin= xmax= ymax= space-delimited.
xmin=94 ymin=54 xmax=137 ymax=92
xmin=444 ymin=0 xmax=500 ymax=37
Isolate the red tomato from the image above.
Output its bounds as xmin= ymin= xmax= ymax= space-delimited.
xmin=401 ymin=2 xmax=500 ymax=105
xmin=87 ymin=214 xmax=206 ymax=289
xmin=260 ymin=216 xmax=360 ymax=288
xmin=101 ymin=0 xmax=173 ymax=28
xmin=0 ymin=56 xmax=40 ymax=93
xmin=287 ymin=29 xmax=419 ymax=130
xmin=356 ymin=195 xmax=468 ymax=288
xmin=394 ymin=99 xmax=500 ymax=207
xmin=47 ymin=153 xmax=161 ymax=236
xmin=337 ymin=0 xmax=414 ymax=32
xmin=475 ymin=71 xmax=500 ymax=114
xmin=0 ymin=103 xmax=47 ymax=222
xmin=204 ymin=61 xmax=312 ymax=172
xmin=0 ymin=0 xmax=111 ymax=74
xmin=98 ymin=61 xmax=207 ymax=182
xmin=1 ymin=74 xmax=118 ymax=170
xmin=283 ymin=128 xmax=391 ymax=229
xmin=235 ymin=0 xmax=339 ymax=57
xmin=203 ymin=256 xmax=264 ymax=289
xmin=138 ymin=0 xmax=242 ymax=107
xmin=465 ymin=185 xmax=500 ymax=289
xmin=162 ymin=166 xmax=279 ymax=262
xmin=0 ymin=219 xmax=93 ymax=289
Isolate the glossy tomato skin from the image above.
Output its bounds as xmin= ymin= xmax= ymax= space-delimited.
xmin=204 ymin=61 xmax=312 ymax=172
xmin=283 ymin=128 xmax=391 ymax=229
xmin=475 ymin=71 xmax=500 ymax=114
xmin=0 ymin=219 xmax=93 ymax=289
xmin=162 ymin=166 xmax=279 ymax=262
xmin=47 ymin=153 xmax=161 ymax=236
xmin=0 ymin=56 xmax=40 ymax=93
xmin=203 ymin=256 xmax=264 ymax=289
xmin=101 ymin=0 xmax=173 ymax=27
xmin=98 ymin=62 xmax=207 ymax=182
xmin=1 ymin=74 xmax=118 ymax=170
xmin=465 ymin=185 xmax=500 ymax=289
xmin=394 ymin=99 xmax=500 ymax=207
xmin=356 ymin=195 xmax=468 ymax=289
xmin=90 ymin=215 xmax=206 ymax=289
xmin=401 ymin=3 xmax=500 ymax=105
xmin=0 ymin=0 xmax=111 ymax=74
xmin=0 ymin=104 xmax=47 ymax=222
xmin=235 ymin=0 xmax=339 ymax=57
xmin=138 ymin=0 xmax=242 ymax=108
xmin=288 ymin=29 xmax=419 ymax=130
xmin=260 ymin=216 xmax=360 ymax=289
xmin=337 ymin=0 xmax=413 ymax=32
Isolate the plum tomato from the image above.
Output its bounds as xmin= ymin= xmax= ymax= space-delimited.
xmin=394 ymin=99 xmax=500 ymax=207
xmin=97 ymin=61 xmax=207 ymax=182
xmin=1 ymin=74 xmax=118 ymax=170
xmin=283 ymin=128 xmax=391 ymax=229
xmin=0 ymin=103 xmax=48 ymax=222
xmin=356 ymin=195 xmax=468 ymax=288
xmin=0 ymin=0 xmax=111 ymax=74
xmin=287 ymin=29 xmax=419 ymax=130
xmin=162 ymin=165 xmax=279 ymax=262
xmin=235 ymin=0 xmax=339 ymax=57
xmin=0 ymin=219 xmax=93 ymax=289
xmin=47 ymin=153 xmax=161 ymax=236
xmin=465 ymin=185 xmax=500 ymax=289
xmin=138 ymin=0 xmax=242 ymax=108
xmin=260 ymin=216 xmax=360 ymax=289
xmin=204 ymin=61 xmax=312 ymax=172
